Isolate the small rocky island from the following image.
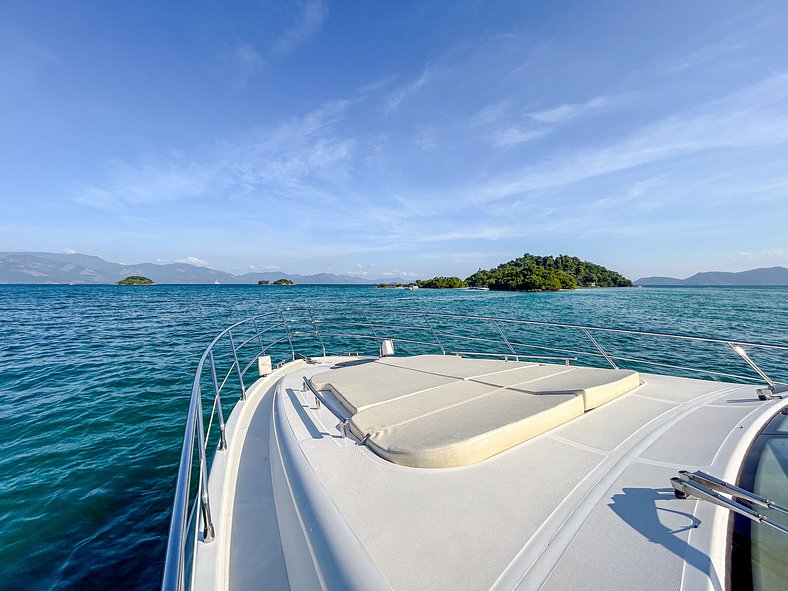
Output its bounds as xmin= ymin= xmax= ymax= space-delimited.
xmin=257 ymin=280 xmax=270 ymax=285
xmin=272 ymin=278 xmax=294 ymax=285
xmin=116 ymin=276 xmax=154 ymax=285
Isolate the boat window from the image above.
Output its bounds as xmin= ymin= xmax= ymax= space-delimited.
xmin=730 ymin=408 xmax=788 ymax=591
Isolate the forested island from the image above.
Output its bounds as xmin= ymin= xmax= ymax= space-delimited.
xmin=272 ymin=278 xmax=294 ymax=285
xmin=416 ymin=254 xmax=631 ymax=292
xmin=466 ymin=254 xmax=631 ymax=291
xmin=116 ymin=276 xmax=154 ymax=285
xmin=416 ymin=277 xmax=467 ymax=289
xmin=257 ymin=280 xmax=270 ymax=285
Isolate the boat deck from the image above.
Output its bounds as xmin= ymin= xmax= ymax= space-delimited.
xmin=203 ymin=356 xmax=786 ymax=591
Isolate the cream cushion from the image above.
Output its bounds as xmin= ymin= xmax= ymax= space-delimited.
xmin=377 ymin=354 xmax=534 ymax=379
xmin=510 ymin=367 xmax=641 ymax=410
xmin=355 ymin=390 xmax=584 ymax=468
xmin=310 ymin=362 xmax=454 ymax=414
xmin=310 ymin=355 xmax=534 ymax=414
xmin=310 ymin=356 xmax=640 ymax=468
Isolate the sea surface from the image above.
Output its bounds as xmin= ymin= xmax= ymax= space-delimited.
xmin=1 ymin=284 xmax=786 ymax=590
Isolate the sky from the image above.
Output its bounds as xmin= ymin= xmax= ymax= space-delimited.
xmin=1 ymin=1 xmax=787 ymax=281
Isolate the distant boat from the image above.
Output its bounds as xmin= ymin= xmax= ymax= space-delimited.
xmin=465 ymin=286 xmax=489 ymax=291
xmin=213 ymin=280 xmax=220 ymax=285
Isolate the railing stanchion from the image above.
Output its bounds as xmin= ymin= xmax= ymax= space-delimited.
xmin=252 ymin=318 xmax=265 ymax=354
xmin=582 ymin=328 xmax=618 ymax=369
xmin=281 ymin=311 xmax=295 ymax=360
xmin=492 ymin=320 xmax=517 ymax=355
xmin=727 ymin=342 xmax=786 ymax=398
xmin=227 ymin=330 xmax=246 ymax=400
xmin=309 ymin=310 xmax=327 ymax=357
xmin=364 ymin=311 xmax=378 ymax=338
xmin=728 ymin=342 xmax=774 ymax=387
xmin=423 ymin=314 xmax=446 ymax=355
xmin=194 ymin=389 xmax=215 ymax=543
xmin=209 ymin=350 xmax=227 ymax=451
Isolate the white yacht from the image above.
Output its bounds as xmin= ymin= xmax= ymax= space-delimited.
xmin=162 ymin=309 xmax=787 ymax=591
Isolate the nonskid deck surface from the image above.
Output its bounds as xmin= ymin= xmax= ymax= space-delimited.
xmin=269 ymin=357 xmax=777 ymax=591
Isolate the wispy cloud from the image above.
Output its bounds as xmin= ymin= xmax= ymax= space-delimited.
xmin=0 ymin=26 xmax=60 ymax=90
xmin=227 ymin=44 xmax=265 ymax=88
xmin=224 ymin=1 xmax=327 ymax=88
xmin=271 ymin=0 xmax=328 ymax=57
xmin=666 ymin=39 xmax=749 ymax=74
xmin=469 ymin=101 xmax=513 ymax=127
xmin=75 ymin=99 xmax=355 ymax=208
xmin=177 ymin=256 xmax=209 ymax=267
xmin=471 ymin=95 xmax=621 ymax=148
xmin=736 ymin=249 xmax=788 ymax=266
xmin=487 ymin=125 xmax=546 ymax=147
xmin=527 ymin=95 xmax=616 ymax=124
xmin=385 ymin=67 xmax=432 ymax=114
xmin=467 ymin=72 xmax=788 ymax=204
xmin=589 ymin=176 xmax=666 ymax=210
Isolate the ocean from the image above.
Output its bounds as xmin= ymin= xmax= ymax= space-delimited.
xmin=1 ymin=284 xmax=786 ymax=590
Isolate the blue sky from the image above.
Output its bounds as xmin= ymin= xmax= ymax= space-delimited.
xmin=1 ymin=1 xmax=787 ymax=280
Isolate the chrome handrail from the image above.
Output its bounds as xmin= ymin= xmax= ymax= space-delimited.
xmin=451 ymin=351 xmax=576 ymax=365
xmin=162 ymin=312 xmax=288 ymax=591
xmin=303 ymin=376 xmax=349 ymax=437
xmin=163 ymin=307 xmax=788 ymax=591
xmin=671 ymin=470 xmax=788 ymax=534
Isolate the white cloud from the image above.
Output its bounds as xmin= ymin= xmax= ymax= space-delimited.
xmin=487 ymin=125 xmax=546 ymax=147
xmin=589 ymin=176 xmax=666 ymax=210
xmin=385 ymin=67 xmax=432 ymax=114
xmin=271 ymin=0 xmax=328 ymax=57
xmin=468 ymin=72 xmax=788 ymax=204
xmin=177 ymin=256 xmax=209 ymax=267
xmin=75 ymin=99 xmax=355 ymax=208
xmin=736 ymin=249 xmax=788 ymax=265
xmin=667 ymin=40 xmax=749 ymax=74
xmin=63 ymin=247 xmax=77 ymax=254
xmin=527 ymin=95 xmax=615 ymax=124
xmin=227 ymin=44 xmax=265 ymax=88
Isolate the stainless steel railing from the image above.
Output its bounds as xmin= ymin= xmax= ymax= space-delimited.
xmin=161 ymin=311 xmax=293 ymax=591
xmin=162 ymin=307 xmax=788 ymax=591
xmin=671 ymin=470 xmax=788 ymax=534
xmin=303 ymin=375 xmax=349 ymax=437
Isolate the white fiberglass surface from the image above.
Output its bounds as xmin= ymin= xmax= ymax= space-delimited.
xmin=272 ymin=360 xmax=775 ymax=591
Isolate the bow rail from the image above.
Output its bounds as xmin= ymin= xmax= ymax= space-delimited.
xmin=162 ymin=307 xmax=788 ymax=591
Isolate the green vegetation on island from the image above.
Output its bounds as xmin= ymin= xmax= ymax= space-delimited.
xmin=257 ymin=280 xmax=270 ymax=285
xmin=272 ymin=278 xmax=294 ymax=285
xmin=116 ymin=276 xmax=154 ymax=285
xmin=416 ymin=276 xmax=468 ymax=289
xmin=465 ymin=254 xmax=632 ymax=292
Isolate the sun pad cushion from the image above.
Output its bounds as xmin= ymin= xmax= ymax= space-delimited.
xmin=310 ymin=356 xmax=639 ymax=468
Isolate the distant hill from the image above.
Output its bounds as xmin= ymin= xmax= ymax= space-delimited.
xmin=635 ymin=266 xmax=788 ymax=286
xmin=0 ymin=252 xmax=392 ymax=285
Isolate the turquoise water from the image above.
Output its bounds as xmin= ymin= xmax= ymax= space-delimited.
xmin=1 ymin=285 xmax=786 ymax=590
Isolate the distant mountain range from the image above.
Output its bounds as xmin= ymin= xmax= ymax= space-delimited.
xmin=635 ymin=266 xmax=788 ymax=286
xmin=0 ymin=252 xmax=400 ymax=285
